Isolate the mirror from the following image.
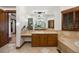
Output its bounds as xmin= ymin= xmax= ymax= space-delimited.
xmin=48 ymin=20 xmax=54 ymax=29
xmin=27 ymin=18 xmax=33 ymax=30
xmin=35 ymin=20 xmax=46 ymax=29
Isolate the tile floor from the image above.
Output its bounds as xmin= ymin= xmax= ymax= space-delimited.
xmin=0 ymin=34 xmax=58 ymax=53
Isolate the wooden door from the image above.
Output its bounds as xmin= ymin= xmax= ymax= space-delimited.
xmin=0 ymin=9 xmax=9 ymax=47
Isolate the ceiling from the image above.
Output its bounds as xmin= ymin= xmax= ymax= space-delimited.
xmin=0 ymin=6 xmax=16 ymax=8
xmin=0 ymin=6 xmax=16 ymax=10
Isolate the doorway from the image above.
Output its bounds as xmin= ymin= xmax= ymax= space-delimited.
xmin=5 ymin=10 xmax=16 ymax=43
xmin=8 ymin=13 xmax=16 ymax=43
xmin=0 ymin=9 xmax=16 ymax=47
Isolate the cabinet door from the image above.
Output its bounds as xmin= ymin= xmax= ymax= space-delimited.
xmin=32 ymin=34 xmax=40 ymax=46
xmin=48 ymin=34 xmax=57 ymax=46
xmin=40 ymin=34 xmax=48 ymax=46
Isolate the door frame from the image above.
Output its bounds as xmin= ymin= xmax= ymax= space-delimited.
xmin=5 ymin=10 xmax=16 ymax=34
xmin=5 ymin=10 xmax=16 ymax=13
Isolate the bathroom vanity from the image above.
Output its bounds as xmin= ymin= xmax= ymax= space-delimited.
xmin=21 ymin=30 xmax=58 ymax=47
xmin=32 ymin=31 xmax=58 ymax=47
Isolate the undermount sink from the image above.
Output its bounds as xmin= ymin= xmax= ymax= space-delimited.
xmin=75 ymin=41 xmax=79 ymax=47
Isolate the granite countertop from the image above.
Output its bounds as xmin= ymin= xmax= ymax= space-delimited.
xmin=32 ymin=30 xmax=57 ymax=34
xmin=21 ymin=29 xmax=58 ymax=37
xmin=21 ymin=30 xmax=32 ymax=37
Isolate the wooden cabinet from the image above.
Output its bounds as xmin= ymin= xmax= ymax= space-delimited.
xmin=32 ymin=34 xmax=58 ymax=47
xmin=62 ymin=6 xmax=79 ymax=31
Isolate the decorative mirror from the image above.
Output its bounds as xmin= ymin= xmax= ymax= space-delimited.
xmin=27 ymin=18 xmax=33 ymax=30
xmin=35 ymin=20 xmax=46 ymax=29
xmin=48 ymin=20 xmax=54 ymax=29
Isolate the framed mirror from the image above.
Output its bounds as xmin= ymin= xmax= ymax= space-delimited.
xmin=27 ymin=18 xmax=33 ymax=30
xmin=48 ymin=20 xmax=54 ymax=29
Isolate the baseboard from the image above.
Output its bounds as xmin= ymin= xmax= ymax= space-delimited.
xmin=16 ymin=41 xmax=31 ymax=49
xmin=9 ymin=37 xmax=12 ymax=43
xmin=16 ymin=42 xmax=25 ymax=49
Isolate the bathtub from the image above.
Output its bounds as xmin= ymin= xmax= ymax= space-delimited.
xmin=58 ymin=37 xmax=79 ymax=53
